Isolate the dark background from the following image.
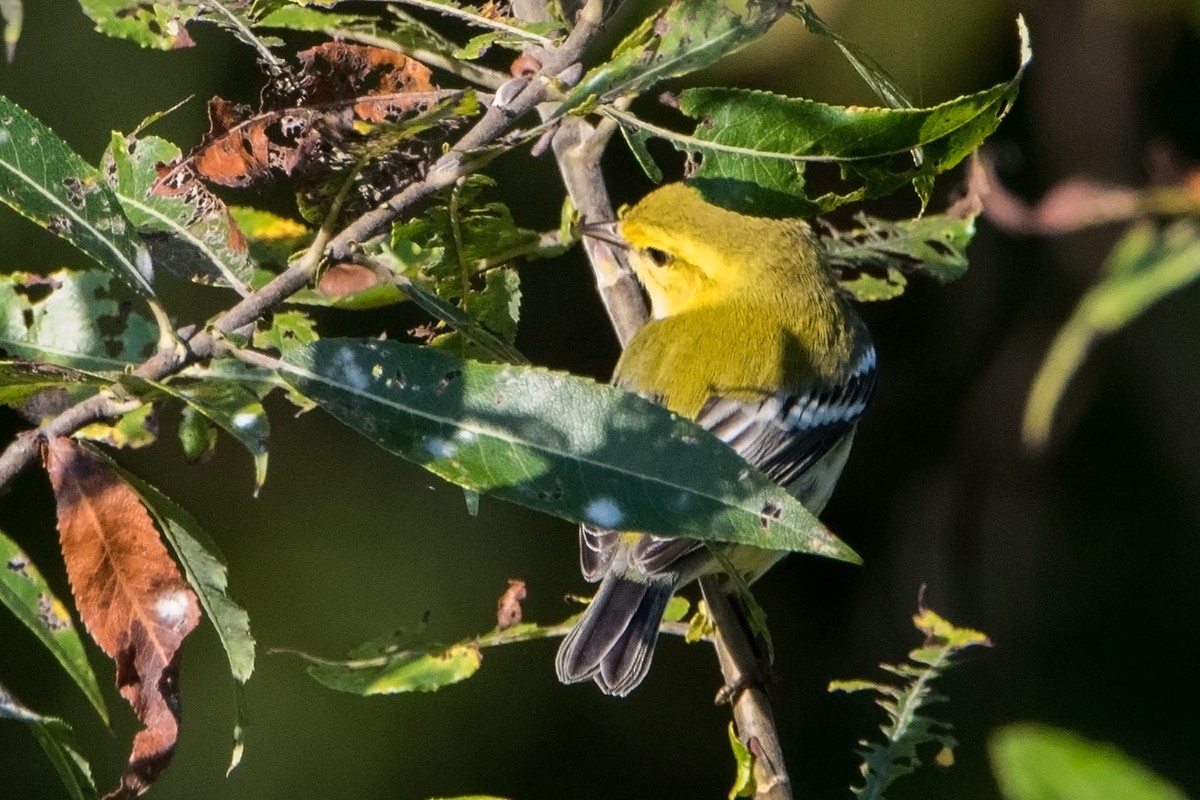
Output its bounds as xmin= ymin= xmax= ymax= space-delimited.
xmin=2 ymin=1 xmax=1199 ymax=798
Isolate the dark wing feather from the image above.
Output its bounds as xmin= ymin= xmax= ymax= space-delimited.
xmin=579 ymin=525 xmax=619 ymax=582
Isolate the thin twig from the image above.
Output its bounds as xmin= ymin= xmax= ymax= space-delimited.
xmin=700 ymin=576 xmax=793 ymax=800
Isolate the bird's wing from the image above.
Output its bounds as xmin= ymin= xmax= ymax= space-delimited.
xmin=629 ymin=346 xmax=877 ymax=575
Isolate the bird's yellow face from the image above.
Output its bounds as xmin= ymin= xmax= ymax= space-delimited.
xmin=616 ymin=183 xmax=823 ymax=319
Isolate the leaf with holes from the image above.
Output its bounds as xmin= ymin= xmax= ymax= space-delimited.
xmin=0 ymin=95 xmax=154 ymax=295
xmin=656 ymin=17 xmax=1030 ymax=216
xmin=103 ymin=132 xmax=252 ymax=292
xmin=0 ymin=269 xmax=156 ymax=370
xmin=0 ymin=528 xmax=107 ymax=723
xmin=561 ymin=0 xmax=785 ymax=112
xmin=44 ymin=437 xmax=201 ymax=799
xmin=823 ymin=208 xmax=978 ymax=302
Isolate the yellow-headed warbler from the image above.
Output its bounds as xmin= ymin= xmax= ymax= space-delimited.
xmin=556 ymin=183 xmax=875 ymax=695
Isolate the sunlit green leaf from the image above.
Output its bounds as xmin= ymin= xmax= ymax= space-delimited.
xmin=0 ymin=682 xmax=97 ymax=800
xmin=77 ymin=0 xmax=281 ymax=59
xmin=621 ymin=16 xmax=1030 ymax=216
xmin=278 ymin=339 xmax=858 ymax=560
xmin=824 ymin=209 xmax=978 ymax=302
xmin=229 ymin=206 xmax=311 ymax=268
xmin=727 ymin=722 xmax=755 ymax=799
xmin=103 ymin=132 xmax=252 ymax=292
xmin=991 ymin=725 xmax=1187 ymax=800
xmin=0 ymin=96 xmax=154 ymax=295
xmin=0 ymin=529 xmax=108 ymax=723
xmin=76 ymin=402 xmax=158 ymax=449
xmin=0 ymin=269 xmax=156 ymax=370
xmin=561 ymin=0 xmax=785 ymax=112
xmin=830 ymin=607 xmax=990 ymax=798
xmin=307 ymin=642 xmax=483 ymax=695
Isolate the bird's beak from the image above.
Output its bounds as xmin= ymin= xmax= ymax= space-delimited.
xmin=578 ymin=220 xmax=628 ymax=249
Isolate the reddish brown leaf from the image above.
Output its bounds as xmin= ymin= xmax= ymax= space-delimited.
xmin=43 ymin=438 xmax=200 ymax=800
xmin=496 ymin=579 xmax=526 ymax=630
xmin=317 ymin=263 xmax=382 ymax=297
xmin=154 ymin=44 xmax=449 ymax=191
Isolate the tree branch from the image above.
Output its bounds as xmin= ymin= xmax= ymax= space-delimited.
xmin=325 ymin=0 xmax=610 ymax=260
xmin=0 ymin=0 xmax=614 ymax=493
xmin=700 ymin=575 xmax=793 ymax=800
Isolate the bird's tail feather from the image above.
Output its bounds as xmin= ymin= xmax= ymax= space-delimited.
xmin=556 ymin=571 xmax=675 ymax=697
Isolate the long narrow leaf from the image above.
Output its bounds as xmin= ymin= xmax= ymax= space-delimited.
xmin=0 ymin=528 xmax=108 ymax=723
xmin=278 ymin=339 xmax=858 ymax=560
xmin=0 ymin=682 xmax=97 ymax=800
xmin=0 ymin=96 xmax=154 ymax=295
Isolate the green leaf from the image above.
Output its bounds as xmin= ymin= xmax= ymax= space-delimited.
xmin=76 ymin=401 xmax=158 ymax=449
xmin=830 ymin=607 xmax=991 ymax=798
xmin=77 ymin=0 xmax=282 ymax=60
xmin=453 ymin=21 xmax=560 ymax=59
xmin=990 ymin=724 xmax=1188 ymax=800
xmin=1023 ymin=220 xmax=1200 ymax=450
xmin=395 ymin=276 xmax=528 ymax=365
xmin=252 ymin=309 xmax=321 ymax=358
xmin=278 ymin=339 xmax=858 ymax=560
xmin=114 ymin=467 xmax=256 ymax=683
xmin=824 ymin=208 xmax=978 ymax=302
xmin=150 ymin=379 xmax=270 ymax=491
xmin=727 ymin=722 xmax=755 ymax=799
xmin=791 ymin=2 xmax=914 ymax=110
xmin=178 ymin=403 xmax=219 ymax=461
xmin=561 ymin=0 xmax=785 ymax=112
xmin=0 ymin=528 xmax=108 ymax=723
xmin=619 ymin=122 xmax=664 ymax=183
xmin=0 ymin=96 xmax=154 ymax=295
xmin=0 ymin=682 xmax=97 ymax=800
xmin=76 ymin=0 xmax=199 ymax=49
xmin=0 ymin=359 xmax=107 ymax=413
xmin=306 ymin=642 xmax=483 ymax=695
xmin=0 ymin=0 xmax=21 ymax=61
xmin=0 ymin=269 xmax=156 ymax=370
xmin=229 ymin=206 xmax=311 ymax=268
xmin=651 ymin=16 xmax=1031 ymax=216
xmin=103 ymin=132 xmax=252 ymax=292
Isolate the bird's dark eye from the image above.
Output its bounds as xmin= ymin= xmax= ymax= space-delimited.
xmin=645 ymin=247 xmax=671 ymax=267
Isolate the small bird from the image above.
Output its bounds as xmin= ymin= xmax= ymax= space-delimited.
xmin=555 ymin=183 xmax=876 ymax=696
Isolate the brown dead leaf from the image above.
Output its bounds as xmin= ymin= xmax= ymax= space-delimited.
xmin=317 ymin=263 xmax=382 ymax=297
xmin=44 ymin=437 xmax=200 ymax=800
xmin=155 ymin=44 xmax=451 ymax=191
xmin=496 ymin=579 xmax=526 ymax=630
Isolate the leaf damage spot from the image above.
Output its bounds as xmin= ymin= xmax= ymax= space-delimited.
xmin=5 ymin=553 xmax=31 ymax=578
xmin=37 ymin=592 xmax=71 ymax=632
xmin=758 ymin=500 xmax=783 ymax=529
